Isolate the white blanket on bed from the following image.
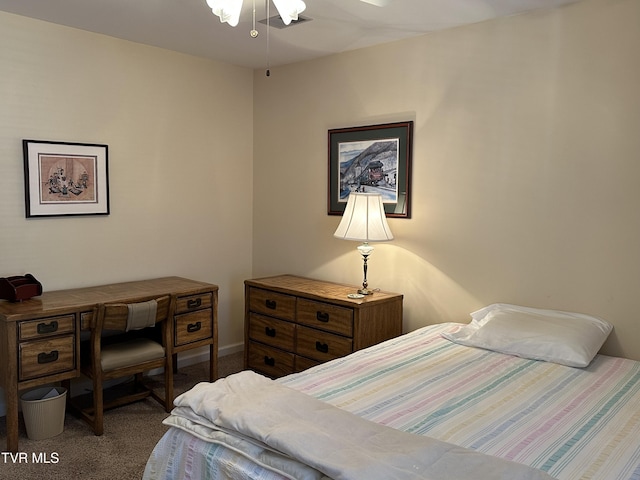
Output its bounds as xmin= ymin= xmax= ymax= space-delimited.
xmin=165 ymin=370 xmax=554 ymax=480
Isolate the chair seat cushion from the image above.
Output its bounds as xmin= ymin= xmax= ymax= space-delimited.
xmin=101 ymin=338 xmax=165 ymax=372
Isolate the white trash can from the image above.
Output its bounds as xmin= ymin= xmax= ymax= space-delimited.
xmin=20 ymin=386 xmax=67 ymax=440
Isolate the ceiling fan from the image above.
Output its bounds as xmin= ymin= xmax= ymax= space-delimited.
xmin=206 ymin=0 xmax=394 ymax=27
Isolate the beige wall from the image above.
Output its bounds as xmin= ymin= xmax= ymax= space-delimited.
xmin=0 ymin=12 xmax=254 ymax=351
xmin=253 ymin=0 xmax=640 ymax=360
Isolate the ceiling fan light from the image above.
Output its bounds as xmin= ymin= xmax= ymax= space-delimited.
xmin=359 ymin=0 xmax=393 ymax=6
xmin=206 ymin=0 xmax=243 ymax=27
xmin=272 ymin=0 xmax=306 ymax=25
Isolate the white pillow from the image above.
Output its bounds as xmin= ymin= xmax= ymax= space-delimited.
xmin=442 ymin=303 xmax=613 ymax=367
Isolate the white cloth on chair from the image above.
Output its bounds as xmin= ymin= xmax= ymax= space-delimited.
xmin=126 ymin=300 xmax=158 ymax=331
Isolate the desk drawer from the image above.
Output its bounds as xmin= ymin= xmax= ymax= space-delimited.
xmin=248 ymin=313 xmax=295 ymax=351
xmin=297 ymin=299 xmax=353 ymax=336
xmin=247 ymin=341 xmax=294 ymax=378
xmin=176 ymin=292 xmax=212 ymax=314
xmin=19 ymin=315 xmax=75 ymax=341
xmin=296 ymin=326 xmax=352 ymax=362
xmin=174 ymin=309 xmax=213 ymax=347
xmin=248 ymin=287 xmax=296 ymax=321
xmin=19 ymin=335 xmax=75 ymax=381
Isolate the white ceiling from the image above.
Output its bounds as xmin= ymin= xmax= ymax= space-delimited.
xmin=0 ymin=0 xmax=582 ymax=70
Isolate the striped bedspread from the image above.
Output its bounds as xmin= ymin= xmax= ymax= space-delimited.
xmin=144 ymin=323 xmax=640 ymax=480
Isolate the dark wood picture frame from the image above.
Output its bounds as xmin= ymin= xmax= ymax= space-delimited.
xmin=328 ymin=121 xmax=413 ymax=218
xmin=23 ymin=139 xmax=110 ymax=218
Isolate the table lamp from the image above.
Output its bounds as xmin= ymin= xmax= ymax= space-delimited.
xmin=333 ymin=192 xmax=394 ymax=296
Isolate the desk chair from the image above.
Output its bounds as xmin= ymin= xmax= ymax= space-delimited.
xmin=71 ymin=295 xmax=175 ymax=435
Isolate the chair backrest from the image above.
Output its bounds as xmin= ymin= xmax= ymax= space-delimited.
xmin=95 ymin=295 xmax=172 ymax=333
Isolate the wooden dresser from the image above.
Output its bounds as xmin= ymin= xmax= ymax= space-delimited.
xmin=245 ymin=275 xmax=403 ymax=378
xmin=0 ymin=276 xmax=218 ymax=452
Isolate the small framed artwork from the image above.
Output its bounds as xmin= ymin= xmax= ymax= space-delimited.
xmin=328 ymin=121 xmax=413 ymax=218
xmin=23 ymin=140 xmax=110 ymax=218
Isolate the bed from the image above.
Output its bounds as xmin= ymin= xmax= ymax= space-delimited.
xmin=143 ymin=304 xmax=640 ymax=480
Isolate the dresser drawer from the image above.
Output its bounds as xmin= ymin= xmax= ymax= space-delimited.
xmin=248 ymin=313 xmax=295 ymax=351
xmin=247 ymin=341 xmax=294 ymax=378
xmin=296 ymin=326 xmax=353 ymax=362
xmin=297 ymin=299 xmax=353 ymax=337
xmin=19 ymin=335 xmax=76 ymax=381
xmin=295 ymin=355 xmax=321 ymax=373
xmin=248 ymin=287 xmax=296 ymax=321
xmin=19 ymin=315 xmax=75 ymax=341
xmin=176 ymin=292 xmax=213 ymax=314
xmin=174 ymin=309 xmax=213 ymax=347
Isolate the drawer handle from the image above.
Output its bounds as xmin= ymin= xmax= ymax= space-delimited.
xmin=187 ymin=322 xmax=202 ymax=333
xmin=37 ymin=351 xmax=59 ymax=364
xmin=315 ymin=341 xmax=329 ymax=354
xmin=265 ymin=327 xmax=276 ymax=337
xmin=187 ymin=298 xmax=202 ymax=309
xmin=264 ymin=356 xmax=275 ymax=366
xmin=265 ymin=299 xmax=277 ymax=310
xmin=316 ymin=311 xmax=329 ymax=322
xmin=37 ymin=321 xmax=59 ymax=334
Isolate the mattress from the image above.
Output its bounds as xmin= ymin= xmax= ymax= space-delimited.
xmin=144 ymin=323 xmax=640 ymax=480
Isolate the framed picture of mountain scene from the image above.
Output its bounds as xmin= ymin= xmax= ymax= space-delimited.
xmin=328 ymin=121 xmax=412 ymax=218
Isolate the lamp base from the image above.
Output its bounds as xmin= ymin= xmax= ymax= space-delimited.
xmin=356 ymin=243 xmax=375 ymax=296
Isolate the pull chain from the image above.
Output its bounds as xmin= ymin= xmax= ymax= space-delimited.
xmin=250 ymin=0 xmax=258 ymax=38
xmin=266 ymin=0 xmax=271 ymax=76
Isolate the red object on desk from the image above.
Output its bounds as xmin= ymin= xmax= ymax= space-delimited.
xmin=0 ymin=274 xmax=43 ymax=302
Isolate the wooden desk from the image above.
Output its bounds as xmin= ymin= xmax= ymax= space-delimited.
xmin=0 ymin=276 xmax=218 ymax=452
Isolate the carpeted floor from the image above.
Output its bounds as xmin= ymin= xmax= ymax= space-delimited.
xmin=0 ymin=352 xmax=244 ymax=480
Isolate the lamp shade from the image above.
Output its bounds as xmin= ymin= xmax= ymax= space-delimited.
xmin=333 ymin=193 xmax=394 ymax=242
